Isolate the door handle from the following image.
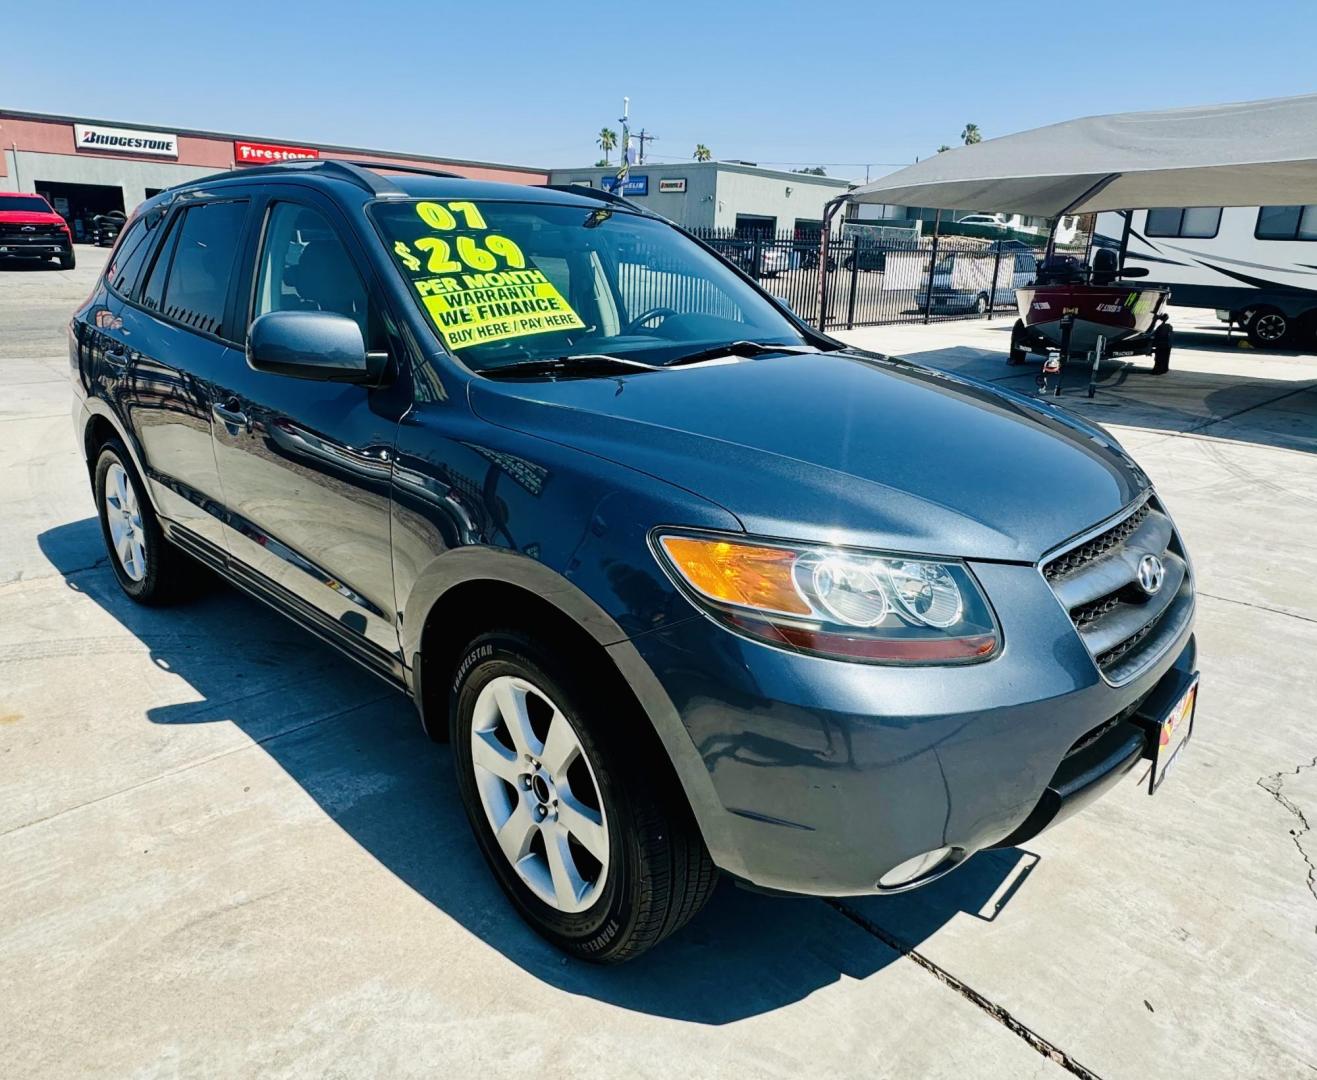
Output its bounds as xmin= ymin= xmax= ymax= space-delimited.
xmin=103 ymin=341 xmax=128 ymax=369
xmin=213 ymin=397 xmax=250 ymax=433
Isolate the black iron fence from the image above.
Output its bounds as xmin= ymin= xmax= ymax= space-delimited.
xmin=688 ymin=227 xmax=1071 ymax=332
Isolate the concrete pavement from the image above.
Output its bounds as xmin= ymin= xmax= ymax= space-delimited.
xmin=2 ymin=249 xmax=1314 ymax=1078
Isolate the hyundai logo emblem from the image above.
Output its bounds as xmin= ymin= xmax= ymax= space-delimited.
xmin=1137 ymin=553 xmax=1166 ymax=595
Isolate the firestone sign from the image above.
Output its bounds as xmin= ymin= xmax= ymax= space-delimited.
xmin=234 ymin=141 xmax=320 ymax=165
xmin=74 ymin=123 xmax=178 ymax=158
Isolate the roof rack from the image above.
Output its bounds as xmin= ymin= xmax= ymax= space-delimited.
xmin=330 ymin=159 xmax=463 ymax=181
xmin=158 ymin=158 xmax=467 ymax=200
xmin=539 ymin=183 xmax=665 ymax=220
xmin=541 ymin=183 xmax=634 ymax=207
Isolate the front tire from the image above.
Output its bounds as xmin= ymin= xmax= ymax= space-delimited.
xmin=58 ymin=250 xmax=76 ymax=270
xmin=450 ymin=630 xmax=716 ymax=963
xmin=94 ymin=440 xmax=190 ymax=604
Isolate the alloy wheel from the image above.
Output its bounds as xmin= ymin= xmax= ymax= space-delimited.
xmin=469 ymin=675 xmax=610 ymax=914
xmin=1255 ymin=312 xmax=1288 ymax=342
xmin=104 ymin=462 xmax=147 ymax=582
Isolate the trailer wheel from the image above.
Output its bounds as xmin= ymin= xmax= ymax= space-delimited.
xmin=1007 ymin=319 xmax=1028 ymax=365
xmin=1152 ymin=322 xmax=1173 ymax=375
xmin=1245 ymin=307 xmax=1291 ymax=348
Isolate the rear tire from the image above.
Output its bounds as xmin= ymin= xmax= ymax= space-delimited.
xmin=1007 ymin=319 xmax=1028 ymax=365
xmin=450 ymin=629 xmax=717 ymax=963
xmin=1245 ymin=306 xmax=1290 ymax=348
xmin=1152 ymin=322 xmax=1173 ymax=375
xmin=58 ymin=251 xmax=76 ymax=270
xmin=93 ymin=440 xmax=191 ymax=604
xmin=974 ymin=293 xmax=989 ymax=315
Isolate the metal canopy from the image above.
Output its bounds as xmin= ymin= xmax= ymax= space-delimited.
xmin=848 ymin=94 xmax=1317 ymax=216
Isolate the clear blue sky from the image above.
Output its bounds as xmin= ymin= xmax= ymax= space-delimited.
xmin=4 ymin=0 xmax=1313 ymax=180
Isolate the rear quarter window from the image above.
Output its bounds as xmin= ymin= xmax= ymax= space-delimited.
xmin=105 ymin=215 xmax=159 ymax=298
xmin=141 ymin=200 xmax=248 ymax=338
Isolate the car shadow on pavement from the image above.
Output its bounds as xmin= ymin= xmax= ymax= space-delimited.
xmin=39 ymin=516 xmax=1038 ymax=1025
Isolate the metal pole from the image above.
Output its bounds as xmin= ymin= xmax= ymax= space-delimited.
xmin=923 ymin=209 xmax=941 ymax=325
xmin=986 ymin=238 xmax=1002 ymax=320
xmin=816 ymin=196 xmax=847 ymax=331
xmin=1089 ymin=334 xmax=1105 ymax=398
xmin=846 ymin=235 xmax=860 ymax=329
xmin=1055 ymin=313 xmax=1074 ymax=397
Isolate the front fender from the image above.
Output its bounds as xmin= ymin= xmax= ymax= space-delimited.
xmin=401 ymin=545 xmax=739 ymax=864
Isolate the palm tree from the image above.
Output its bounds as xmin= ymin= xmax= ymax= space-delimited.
xmin=693 ymin=143 xmax=712 ymax=162
xmin=961 ymin=123 xmax=982 ymax=146
xmin=597 ymin=128 xmax=618 ymax=165
xmin=937 ymin=144 xmax=952 ymax=154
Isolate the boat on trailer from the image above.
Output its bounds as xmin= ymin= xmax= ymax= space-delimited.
xmin=1009 ymin=249 xmax=1173 ymax=395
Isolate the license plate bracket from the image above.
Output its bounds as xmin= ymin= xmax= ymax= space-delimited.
xmin=1133 ymin=670 xmax=1198 ymax=794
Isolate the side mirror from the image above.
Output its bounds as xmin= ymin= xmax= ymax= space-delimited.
xmin=247 ymin=310 xmax=383 ymax=383
xmin=1119 ymin=266 xmax=1149 ymax=278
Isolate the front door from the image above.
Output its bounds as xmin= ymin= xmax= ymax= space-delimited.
xmin=209 ymin=191 xmax=410 ymax=676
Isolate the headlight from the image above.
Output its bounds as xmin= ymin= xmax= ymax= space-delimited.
xmin=653 ymin=531 xmax=999 ymax=664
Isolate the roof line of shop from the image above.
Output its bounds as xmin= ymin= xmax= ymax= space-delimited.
xmin=0 ymin=108 xmax=548 ymax=176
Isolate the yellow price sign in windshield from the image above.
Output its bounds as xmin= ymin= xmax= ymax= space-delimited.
xmin=415 ymin=269 xmax=584 ymax=351
xmin=393 ymin=202 xmax=584 ymax=350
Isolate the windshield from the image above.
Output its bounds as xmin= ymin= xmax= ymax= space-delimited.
xmin=0 ymin=195 xmax=54 ymax=213
xmin=371 ymin=199 xmax=809 ymax=371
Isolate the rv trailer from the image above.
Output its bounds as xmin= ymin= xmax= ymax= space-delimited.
xmin=1096 ymin=206 xmax=1317 ymax=347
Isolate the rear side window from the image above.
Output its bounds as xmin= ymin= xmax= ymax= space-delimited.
xmin=1144 ymin=207 xmax=1221 ymax=239
xmin=1255 ymin=205 xmax=1317 ymax=241
xmin=106 ymin=215 xmax=159 ymax=297
xmin=144 ymin=200 xmax=248 ymax=337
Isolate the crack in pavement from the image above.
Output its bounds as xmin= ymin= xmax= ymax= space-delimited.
xmin=1196 ymin=590 xmax=1317 ymax=627
xmin=1257 ymin=756 xmax=1317 ymax=931
xmin=826 ymin=899 xmax=1103 ymax=1079
xmin=0 ymin=693 xmax=394 ymax=840
xmin=0 ymin=555 xmax=109 ymax=589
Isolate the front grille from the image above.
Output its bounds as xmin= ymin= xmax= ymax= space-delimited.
xmin=1042 ymin=496 xmax=1192 ymax=683
xmin=1043 ymin=502 xmax=1150 ymax=582
xmin=0 ymin=224 xmax=65 ymax=246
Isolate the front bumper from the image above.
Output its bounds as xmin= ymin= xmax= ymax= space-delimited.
xmin=0 ymin=237 xmax=71 ymax=258
xmin=617 ymin=559 xmax=1196 ymax=896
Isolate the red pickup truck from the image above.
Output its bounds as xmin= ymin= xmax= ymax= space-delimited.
xmin=0 ymin=192 xmax=75 ymax=269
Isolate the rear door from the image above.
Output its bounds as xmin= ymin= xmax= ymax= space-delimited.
xmin=208 ymin=186 xmax=409 ymax=675
xmin=111 ymin=196 xmax=251 ymax=555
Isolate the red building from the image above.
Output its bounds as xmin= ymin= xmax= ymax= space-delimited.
xmin=0 ymin=109 xmax=547 ymax=241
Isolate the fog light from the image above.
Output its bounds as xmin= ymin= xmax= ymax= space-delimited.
xmin=877 ymin=846 xmax=955 ymax=890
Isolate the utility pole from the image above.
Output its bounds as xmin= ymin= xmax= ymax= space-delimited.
xmin=616 ymin=97 xmax=631 ymax=188
xmin=635 ymin=128 xmax=658 ymax=164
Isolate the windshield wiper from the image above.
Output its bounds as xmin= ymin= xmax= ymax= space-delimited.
xmin=482 ymin=354 xmax=661 ymax=379
xmin=662 ymin=340 xmax=817 ymax=367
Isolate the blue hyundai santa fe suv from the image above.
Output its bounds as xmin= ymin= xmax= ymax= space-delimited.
xmin=70 ymin=160 xmax=1198 ymax=962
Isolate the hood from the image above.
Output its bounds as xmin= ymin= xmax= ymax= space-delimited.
xmin=0 ymin=209 xmax=66 ymax=226
xmin=468 ymin=349 xmax=1149 ymax=562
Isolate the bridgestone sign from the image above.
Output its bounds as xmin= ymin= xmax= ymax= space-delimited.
xmin=74 ymin=124 xmax=179 ymax=158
